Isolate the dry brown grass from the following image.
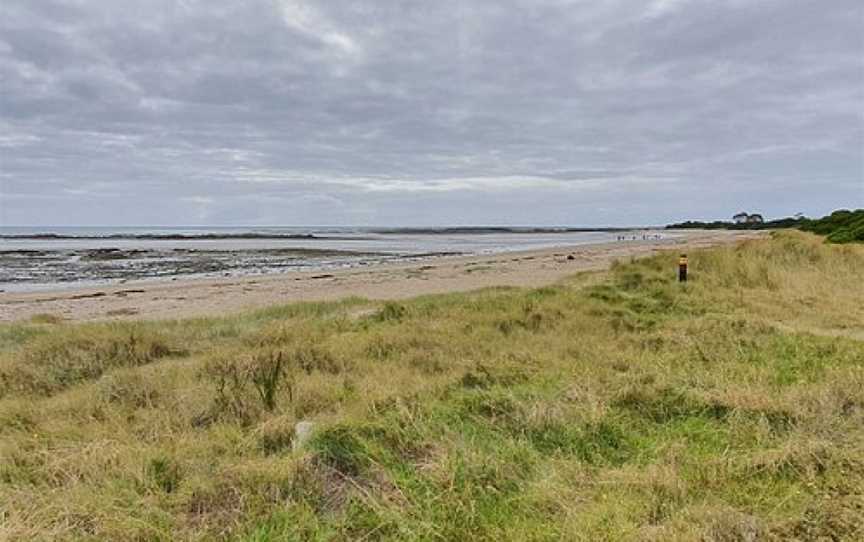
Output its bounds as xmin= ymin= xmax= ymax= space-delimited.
xmin=0 ymin=231 xmax=862 ymax=540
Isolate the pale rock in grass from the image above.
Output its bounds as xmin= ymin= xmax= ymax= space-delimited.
xmin=293 ymin=421 xmax=316 ymax=451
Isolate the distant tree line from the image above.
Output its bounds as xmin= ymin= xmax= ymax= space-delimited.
xmin=667 ymin=209 xmax=864 ymax=244
xmin=665 ymin=217 xmax=807 ymax=231
xmin=800 ymin=209 xmax=864 ymax=244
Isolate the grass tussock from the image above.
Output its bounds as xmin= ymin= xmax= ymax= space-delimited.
xmin=0 ymin=325 xmax=185 ymax=398
xmin=0 ymin=231 xmax=863 ymax=540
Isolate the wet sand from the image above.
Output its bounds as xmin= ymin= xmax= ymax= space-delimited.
xmin=0 ymin=230 xmax=762 ymax=322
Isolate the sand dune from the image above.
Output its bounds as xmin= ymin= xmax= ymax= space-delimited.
xmin=0 ymin=230 xmax=762 ymax=322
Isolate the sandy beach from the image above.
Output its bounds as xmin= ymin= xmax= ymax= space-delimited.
xmin=0 ymin=230 xmax=761 ymax=322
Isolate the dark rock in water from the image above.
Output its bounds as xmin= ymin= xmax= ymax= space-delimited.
xmin=567 ymin=254 xmax=576 ymax=261
xmin=80 ymin=248 xmax=148 ymax=261
xmin=0 ymin=250 xmax=49 ymax=256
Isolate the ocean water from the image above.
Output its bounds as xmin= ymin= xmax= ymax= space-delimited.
xmin=0 ymin=226 xmax=666 ymax=292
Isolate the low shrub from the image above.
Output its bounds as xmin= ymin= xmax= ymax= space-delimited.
xmin=204 ymin=348 xmax=296 ymax=422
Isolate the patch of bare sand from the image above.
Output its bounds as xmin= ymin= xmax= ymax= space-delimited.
xmin=0 ymin=230 xmax=762 ymax=322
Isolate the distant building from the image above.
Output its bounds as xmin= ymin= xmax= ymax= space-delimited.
xmin=746 ymin=214 xmax=764 ymax=224
xmin=733 ymin=212 xmax=749 ymax=224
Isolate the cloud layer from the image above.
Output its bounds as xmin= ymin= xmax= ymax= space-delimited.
xmin=1 ymin=0 xmax=862 ymax=226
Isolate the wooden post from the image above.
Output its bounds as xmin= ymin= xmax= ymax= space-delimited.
xmin=679 ymin=254 xmax=688 ymax=282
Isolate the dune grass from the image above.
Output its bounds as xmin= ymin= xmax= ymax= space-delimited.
xmin=0 ymin=231 xmax=862 ymax=541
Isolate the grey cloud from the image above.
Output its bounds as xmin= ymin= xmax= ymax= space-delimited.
xmin=0 ymin=0 xmax=862 ymax=226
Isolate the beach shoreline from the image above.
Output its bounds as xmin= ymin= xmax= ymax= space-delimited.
xmin=0 ymin=230 xmax=763 ymax=322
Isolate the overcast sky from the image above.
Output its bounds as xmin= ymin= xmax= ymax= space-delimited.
xmin=1 ymin=0 xmax=862 ymax=227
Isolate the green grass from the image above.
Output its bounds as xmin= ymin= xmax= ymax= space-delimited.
xmin=1 ymin=231 xmax=863 ymax=540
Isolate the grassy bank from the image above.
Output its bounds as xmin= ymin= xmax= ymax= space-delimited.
xmin=1 ymin=231 xmax=863 ymax=541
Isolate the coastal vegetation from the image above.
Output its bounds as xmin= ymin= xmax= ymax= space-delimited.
xmin=799 ymin=209 xmax=864 ymax=244
xmin=667 ymin=209 xmax=864 ymax=243
xmin=0 ymin=231 xmax=862 ymax=540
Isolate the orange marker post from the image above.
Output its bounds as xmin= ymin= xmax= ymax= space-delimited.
xmin=679 ymin=254 xmax=688 ymax=282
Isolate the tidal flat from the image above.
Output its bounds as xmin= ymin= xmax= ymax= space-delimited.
xmin=0 ymin=247 xmax=393 ymax=291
